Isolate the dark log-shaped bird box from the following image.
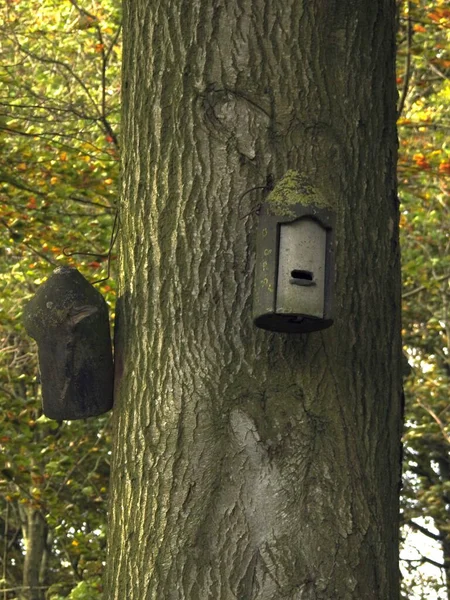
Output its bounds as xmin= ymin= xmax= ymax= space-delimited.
xmin=23 ymin=266 xmax=114 ymax=420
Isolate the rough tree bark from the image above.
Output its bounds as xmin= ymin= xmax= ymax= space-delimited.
xmin=105 ymin=1 xmax=402 ymax=598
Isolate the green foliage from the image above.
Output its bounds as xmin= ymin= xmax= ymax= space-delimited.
xmin=0 ymin=0 xmax=120 ymax=597
xmin=0 ymin=0 xmax=120 ymax=278
xmin=47 ymin=577 xmax=102 ymax=600
xmin=67 ymin=579 xmax=103 ymax=600
xmin=397 ymin=0 xmax=450 ymax=596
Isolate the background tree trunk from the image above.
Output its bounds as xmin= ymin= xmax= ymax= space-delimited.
xmin=106 ymin=0 xmax=402 ymax=598
xmin=21 ymin=507 xmax=47 ymax=600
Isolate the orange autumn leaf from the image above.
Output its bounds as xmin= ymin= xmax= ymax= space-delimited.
xmin=427 ymin=9 xmax=450 ymax=23
xmin=413 ymin=153 xmax=431 ymax=170
xmin=439 ymin=161 xmax=450 ymax=175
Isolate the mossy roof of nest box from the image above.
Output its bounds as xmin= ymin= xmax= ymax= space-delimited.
xmin=266 ymin=170 xmax=331 ymax=216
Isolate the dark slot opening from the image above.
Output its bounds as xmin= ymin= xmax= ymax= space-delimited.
xmin=291 ymin=270 xmax=313 ymax=281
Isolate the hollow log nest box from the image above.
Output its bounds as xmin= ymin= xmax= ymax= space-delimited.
xmin=23 ymin=266 xmax=113 ymax=420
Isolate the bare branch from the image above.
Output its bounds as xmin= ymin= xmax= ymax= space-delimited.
xmin=416 ymin=399 xmax=450 ymax=444
xmin=13 ymin=45 xmax=101 ymax=118
xmin=402 ymin=274 xmax=450 ymax=299
xmin=397 ymin=1 xmax=413 ymax=119
xmin=407 ymin=519 xmax=443 ymax=542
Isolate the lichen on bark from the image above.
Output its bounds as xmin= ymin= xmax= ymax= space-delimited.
xmin=266 ymin=170 xmax=332 ymax=217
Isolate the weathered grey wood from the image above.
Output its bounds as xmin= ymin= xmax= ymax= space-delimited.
xmin=106 ymin=1 xmax=402 ymax=598
xmin=23 ymin=267 xmax=113 ymax=420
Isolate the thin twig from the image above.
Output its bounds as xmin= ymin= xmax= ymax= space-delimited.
xmin=2 ymin=504 xmax=8 ymax=600
xmin=1 ymin=220 xmax=58 ymax=266
xmin=397 ymin=0 xmax=413 ymax=119
xmin=402 ymin=273 xmax=450 ymax=299
xmin=416 ymin=399 xmax=450 ymax=444
xmin=407 ymin=519 xmax=443 ymax=542
xmin=93 ymin=209 xmax=119 ymax=284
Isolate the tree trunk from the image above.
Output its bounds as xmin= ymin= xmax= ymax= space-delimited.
xmin=106 ymin=1 xmax=402 ymax=599
xmin=22 ymin=507 xmax=47 ymax=600
xmin=442 ymin=535 xmax=450 ymax=600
